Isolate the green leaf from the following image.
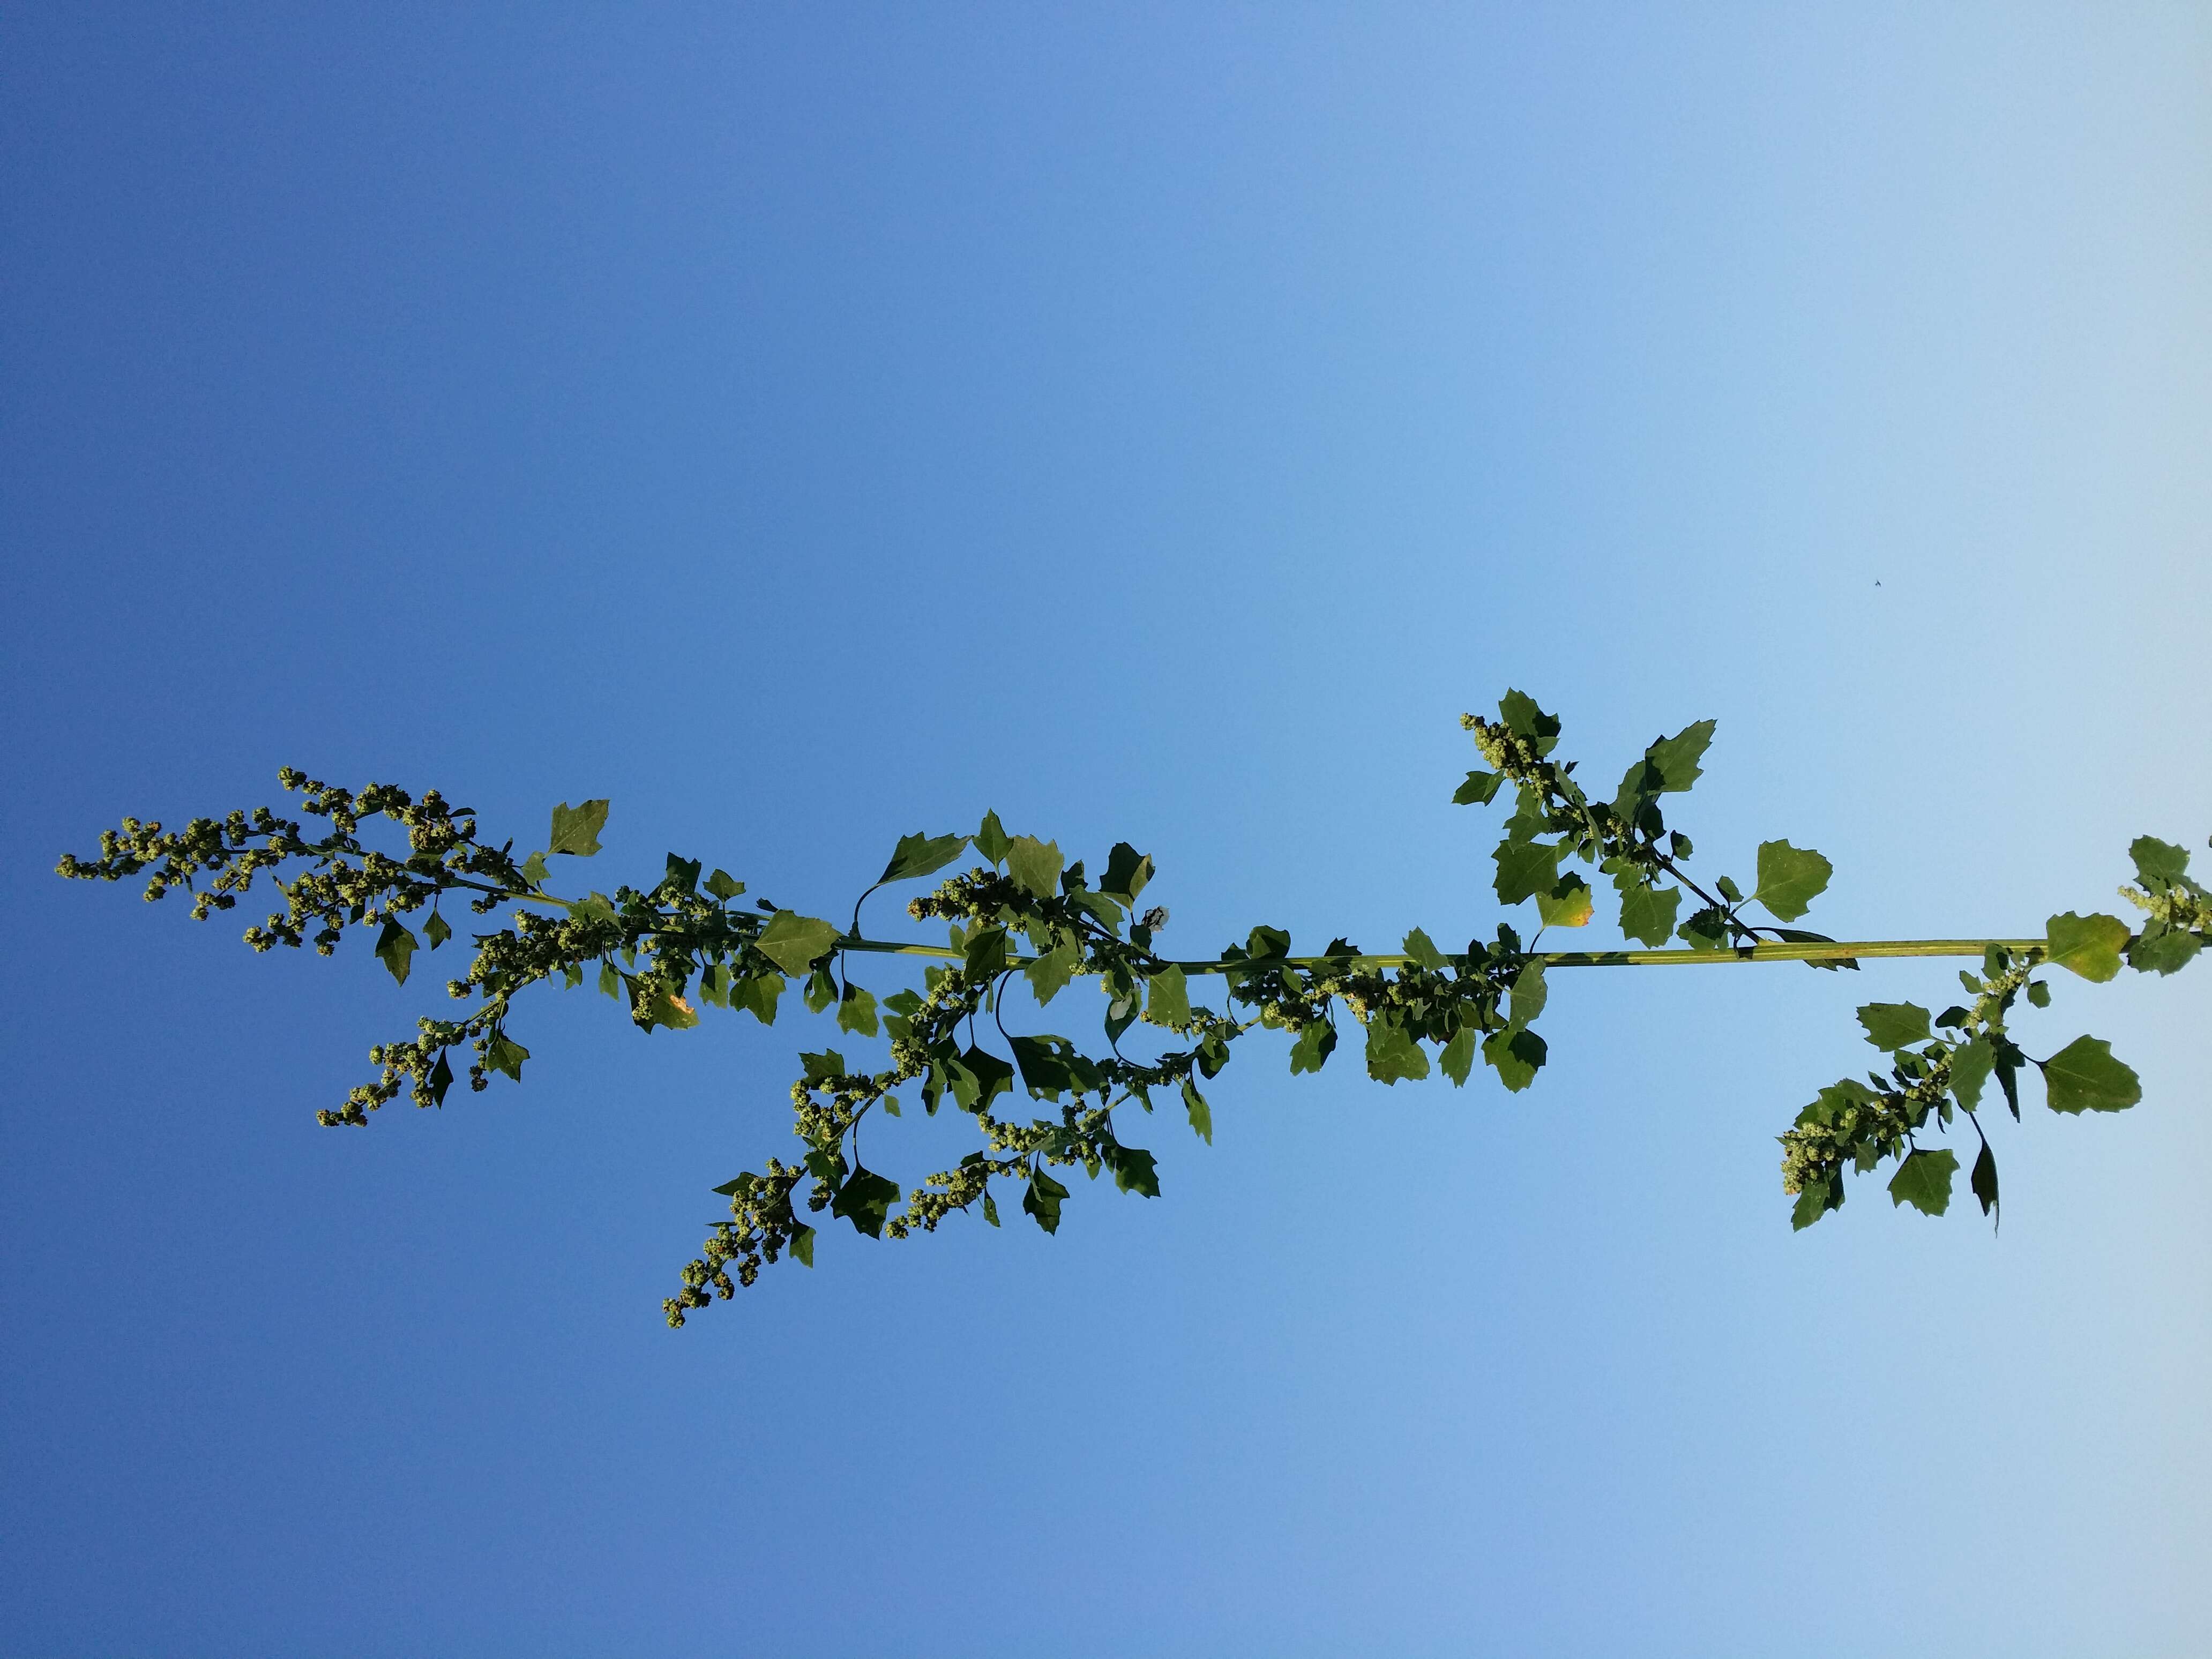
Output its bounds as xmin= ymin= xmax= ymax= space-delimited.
xmin=1101 ymin=842 xmax=1154 ymax=903
xmin=548 ymin=799 xmax=609 ymax=856
xmin=711 ymin=1172 xmax=751 ymax=1198
xmin=696 ymin=964 xmax=730 ymax=1008
xmin=1508 ymin=960 xmax=1547 ymax=1031
xmin=1501 ymin=790 xmax=1549 ymax=844
xmin=1364 ymin=1014 xmax=1430 ymax=1085
xmin=1104 ymin=986 xmax=1140 ymax=1046
xmin=1006 ymin=836 xmax=1064 ymax=900
xmin=1439 ymin=1026 xmax=1476 ymax=1086
xmin=1948 ymin=1036 xmax=1994 ymax=1112
xmin=944 ymin=1045 xmax=1013 ymax=1112
xmin=1482 ymin=1027 xmax=1546 ymax=1092
xmin=1857 ymin=1003 xmax=1932 ymax=1051
xmin=1498 ymin=689 xmax=1561 ymax=756
xmin=426 ymin=1050 xmax=453 ymax=1106
xmin=1887 ymin=1148 xmax=1957 ymax=1216
xmin=803 ymin=966 xmax=838 ymax=1014
xmin=567 ymin=892 xmax=616 ymax=929
xmin=1791 ymin=1178 xmax=1837 ymax=1231
xmin=485 ymin=1032 xmax=529 ymax=1082
xmin=1494 ymin=840 xmax=1562 ymax=906
xmin=1180 ymin=1077 xmax=1212 ymax=1144
xmin=1453 ymin=769 xmax=1505 ymax=805
xmin=704 ymin=868 xmax=744 ymax=901
xmin=731 ymin=973 xmax=783 ymax=1026
xmin=663 ymin=854 xmax=702 ymax=895
xmin=2039 ymin=1035 xmax=2141 ymax=1114
xmin=375 ymin=918 xmax=416 ymax=986
xmin=1645 ymin=719 xmax=1716 ymax=793
xmin=2129 ymin=834 xmax=2190 ymax=888
xmin=982 ymin=1191 xmax=1001 ymax=1228
xmin=1401 ymin=927 xmax=1447 ymax=970
xmin=645 ymin=987 xmax=698 ymax=1031
xmin=1022 ymin=1167 xmax=1070 ymax=1234
xmin=423 ymin=909 xmax=452 ymax=949
xmin=519 ymin=850 xmax=550 ymax=886
xmin=836 ymin=983 xmax=879 ymax=1037
xmin=1145 ymin=965 xmax=1191 ymax=1027
xmin=798 ymin=1049 xmax=847 ymax=1085
xmin=1107 ymin=1144 xmax=1160 ymax=1198
xmin=831 ymin=1165 xmax=901 ymax=1238
xmin=955 ymin=932 xmax=1008 ymax=990
xmin=1010 ymin=1034 xmax=1101 ymax=1101
xmin=1616 ymin=880 xmax=1680 ymax=948
xmin=2044 ymin=911 xmax=2130 ymax=983
xmin=1992 ymin=1034 xmax=2024 ymax=1119
xmin=2127 ymin=918 xmax=2201 ymax=976
xmin=1534 ymin=874 xmax=1595 ymax=929
xmin=789 ymin=1222 xmax=815 ymax=1267
xmin=599 ymin=959 xmax=622 ymax=999
xmin=975 ymin=810 xmax=1012 ymax=867
xmin=1677 ymin=906 xmax=1730 ymax=951
xmin=879 ymin=831 xmax=969 ymax=885
xmin=1070 ymin=890 xmax=1125 ymax=934
xmin=755 ymin=910 xmax=840 ymax=976
xmin=1769 ymin=927 xmax=1858 ymax=970
xmin=1289 ymin=1020 xmax=1337 ymax=1075
xmin=1751 ymin=840 xmax=1832 ymax=923
xmin=1023 ymin=942 xmax=1080 ymax=1007
xmin=1970 ymin=1142 xmax=1999 ymax=1224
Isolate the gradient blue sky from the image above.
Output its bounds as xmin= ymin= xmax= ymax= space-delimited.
xmin=4 ymin=6 xmax=2209 ymax=1654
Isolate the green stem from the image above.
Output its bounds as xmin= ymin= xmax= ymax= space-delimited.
xmin=831 ymin=936 xmax=2047 ymax=973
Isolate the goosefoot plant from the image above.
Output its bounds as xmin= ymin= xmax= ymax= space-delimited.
xmin=58 ymin=691 xmax=2208 ymax=1327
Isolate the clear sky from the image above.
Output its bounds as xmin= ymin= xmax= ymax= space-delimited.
xmin=4 ymin=5 xmax=2208 ymax=1654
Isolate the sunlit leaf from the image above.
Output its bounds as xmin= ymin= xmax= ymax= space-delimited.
xmin=1006 ymin=836 xmax=1064 ymax=900
xmin=1534 ymin=874 xmax=1594 ymax=928
xmin=2039 ymin=1036 xmax=2140 ymax=1114
xmin=2128 ymin=834 xmax=2190 ymax=888
xmin=2044 ymin=911 xmax=2130 ymax=983
xmin=1751 ymin=840 xmax=1832 ymax=922
xmin=879 ymin=832 xmax=968 ymax=885
xmin=548 ymin=799 xmax=609 ymax=856
xmin=756 ymin=911 xmax=840 ymax=976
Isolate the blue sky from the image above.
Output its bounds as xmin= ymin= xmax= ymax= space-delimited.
xmin=4 ymin=5 xmax=2208 ymax=1654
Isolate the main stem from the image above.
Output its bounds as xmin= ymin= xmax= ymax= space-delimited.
xmin=834 ymin=937 xmax=2047 ymax=973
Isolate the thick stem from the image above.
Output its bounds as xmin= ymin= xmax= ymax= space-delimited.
xmin=829 ymin=936 xmax=2046 ymax=972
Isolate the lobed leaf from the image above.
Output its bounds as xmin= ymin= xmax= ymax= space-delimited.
xmin=375 ymin=918 xmax=416 ymax=986
xmin=756 ymin=910 xmax=840 ymax=977
xmin=2129 ymin=835 xmax=2190 ymax=888
xmin=1888 ymin=1149 xmax=1957 ymax=1216
xmin=548 ymin=799 xmax=609 ymax=857
xmin=1751 ymin=840 xmax=1832 ymax=923
xmin=1006 ymin=836 xmax=1064 ymax=901
xmin=1857 ymin=1002 xmax=1931 ymax=1051
xmin=2045 ymin=911 xmax=2130 ymax=983
xmin=2039 ymin=1036 xmax=2140 ymax=1114
xmin=879 ymin=831 xmax=969 ymax=885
